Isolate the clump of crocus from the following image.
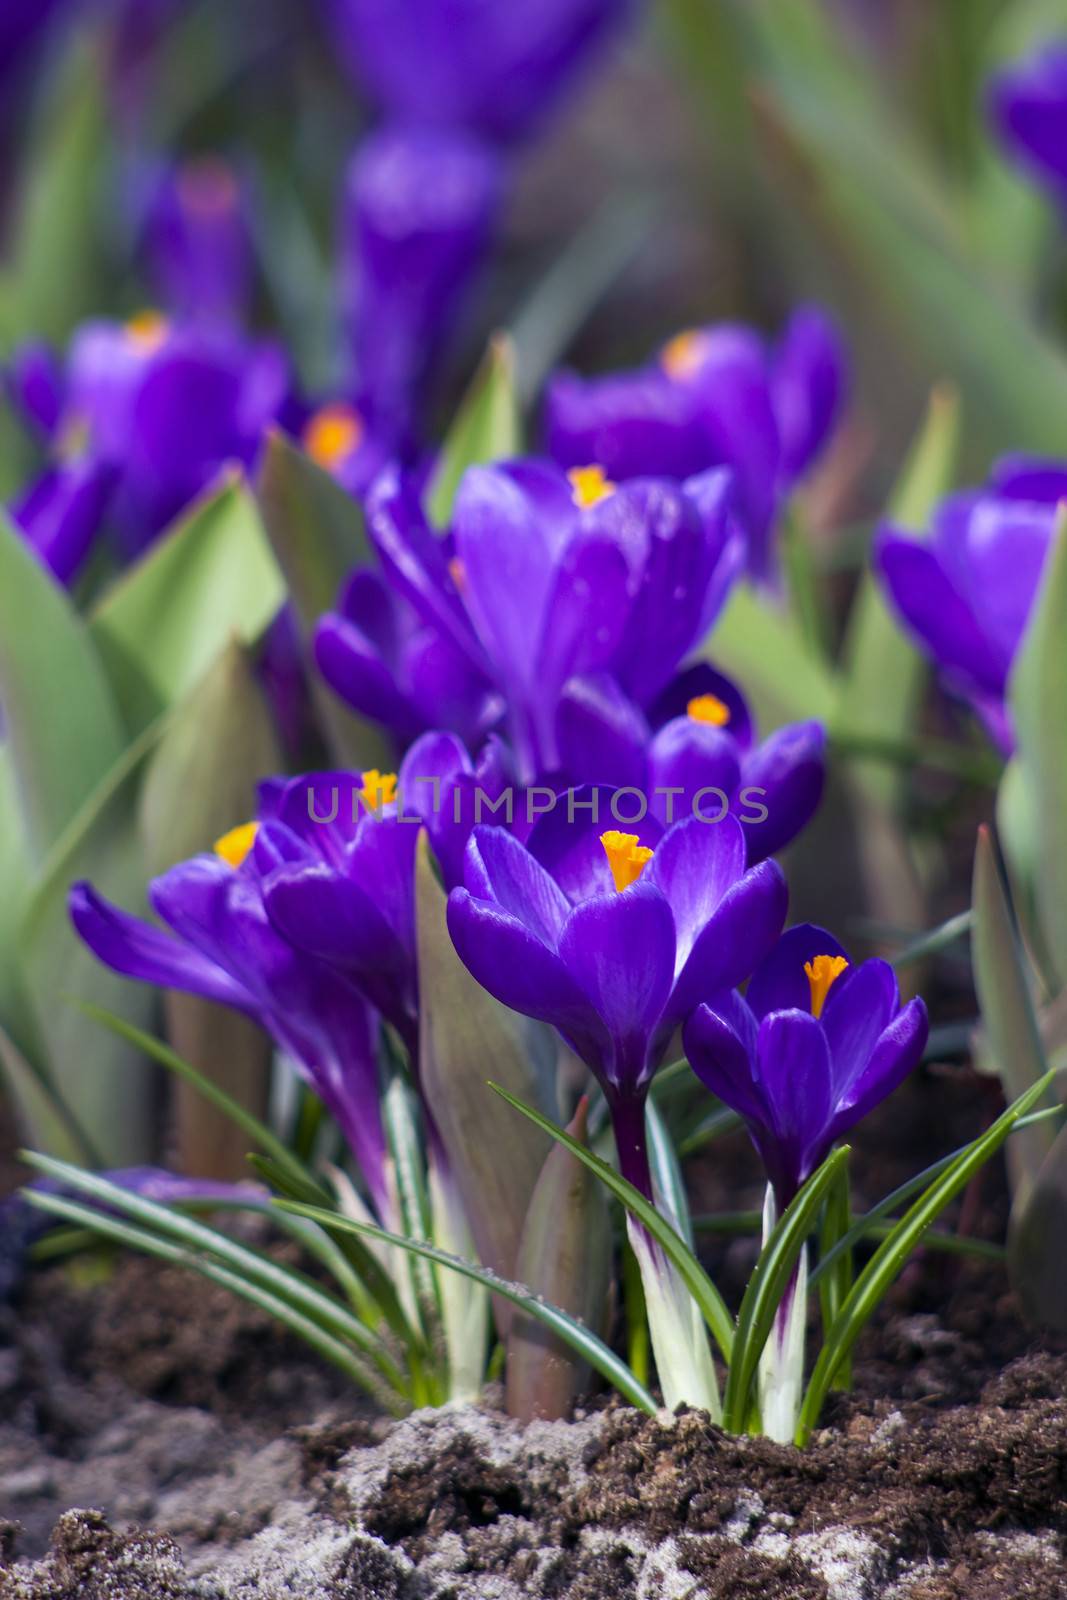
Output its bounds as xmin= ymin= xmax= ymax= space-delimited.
xmin=7 ymin=313 xmax=289 ymax=577
xmin=684 ymin=923 xmax=928 ymax=1440
xmin=988 ymin=41 xmax=1067 ymax=211
xmin=876 ymin=455 xmax=1063 ymax=754
xmin=448 ymin=807 xmax=787 ymax=1411
xmin=317 ymin=457 xmax=745 ymax=782
xmin=544 ymin=307 xmax=847 ymax=583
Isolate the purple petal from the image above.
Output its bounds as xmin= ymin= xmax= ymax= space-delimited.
xmin=646 ymin=716 xmax=742 ymax=828
xmin=820 ymin=957 xmax=898 ymax=1101
xmin=988 ymin=44 xmax=1067 ymax=204
xmin=644 ymin=812 xmax=747 ymax=970
xmin=69 ymin=881 xmax=254 ymax=1013
xmin=825 ymin=997 xmax=928 ymax=1145
xmin=367 ymin=468 xmax=481 ymax=665
xmin=544 ymin=366 xmax=712 ymax=482
xmin=557 ymin=883 xmax=677 ymax=1090
xmin=446 ymin=888 xmax=606 ymax=1064
xmin=771 ymin=305 xmax=847 ymax=482
xmin=876 ymin=530 xmax=1006 ymax=696
xmin=555 ymin=674 xmax=650 ymax=790
xmin=464 ymin=826 xmax=573 ymax=944
xmin=756 ymin=1009 xmax=834 ymax=1196
xmin=668 ymin=857 xmax=788 ymax=1023
xmin=989 ymin=454 xmax=1067 ymax=505
xmin=745 ymin=922 xmax=848 ymax=1022
xmin=314 ymin=611 xmax=423 ymax=740
xmin=740 ymin=720 xmax=826 ymax=862
xmin=958 ymin=500 xmax=1052 ymax=673
xmin=683 ymin=993 xmax=763 ymax=1127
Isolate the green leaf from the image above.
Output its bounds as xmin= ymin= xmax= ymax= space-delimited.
xmin=646 ymin=1096 xmax=694 ymax=1247
xmin=796 ymin=1071 xmax=1056 ymax=1444
xmin=834 ymin=385 xmax=960 ymax=808
xmin=704 ymin=585 xmax=836 ymax=734
xmin=0 ymin=511 xmax=127 ymax=859
xmin=971 ymin=824 xmax=1056 ymax=1201
xmin=415 ymin=833 xmax=554 ymax=1330
xmin=490 ymin=1081 xmax=735 ymax=1362
xmin=89 ymin=477 xmax=286 ymax=736
xmin=817 ymin=1158 xmax=853 ymax=1392
xmin=254 ymin=429 xmax=390 ymax=768
xmin=1008 ymin=510 xmax=1067 ymax=987
xmin=13 ymin=719 xmax=167 ymax=1165
xmin=277 ymin=1198 xmax=658 ymax=1416
xmin=506 ymin=1098 xmax=612 ymax=1422
xmin=0 ymin=1020 xmax=96 ymax=1166
xmin=426 ymin=335 xmax=522 ymax=528
xmin=22 ymin=1151 xmax=391 ymax=1369
xmin=1008 ymin=1120 xmax=1067 ymax=1332
xmin=0 ymin=37 xmax=108 ymax=351
xmin=721 ymin=1147 xmax=850 ymax=1434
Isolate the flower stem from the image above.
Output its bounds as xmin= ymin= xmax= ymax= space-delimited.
xmin=758 ymin=1184 xmax=808 ymax=1443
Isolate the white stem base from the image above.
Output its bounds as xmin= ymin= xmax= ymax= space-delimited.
xmin=429 ymin=1157 xmax=490 ymax=1404
xmin=758 ymin=1185 xmax=808 ymax=1445
xmin=630 ymin=1220 xmax=721 ymax=1420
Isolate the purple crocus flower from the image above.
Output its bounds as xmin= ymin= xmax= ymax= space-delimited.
xmin=544 ymin=307 xmax=848 ymax=583
xmin=140 ymin=156 xmax=253 ymax=332
xmin=8 ymin=314 xmax=290 ymax=566
xmin=323 ymin=0 xmax=634 ymax=146
xmin=318 ymin=458 xmax=743 ymax=782
xmin=342 ymin=125 xmax=502 ymax=448
xmin=557 ymin=661 xmax=825 ymax=863
xmin=684 ymin=923 xmax=929 ymax=1210
xmin=876 ymin=455 xmax=1064 ymax=754
xmin=447 ymin=810 xmax=787 ymax=1198
xmin=69 ymin=824 xmax=390 ymax=1220
xmin=988 ymin=42 xmax=1067 ymax=209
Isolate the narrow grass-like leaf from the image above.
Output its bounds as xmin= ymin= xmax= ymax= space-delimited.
xmin=276 ymin=1200 xmax=658 ymax=1416
xmin=490 ymin=1082 xmax=734 ymax=1362
xmin=889 ymin=910 xmax=973 ymax=972
xmin=722 ymin=1147 xmax=850 ymax=1434
xmin=247 ymin=1153 xmax=417 ymax=1343
xmin=383 ymin=1076 xmax=438 ymax=1328
xmin=23 ymin=1189 xmax=394 ymax=1406
xmin=817 ymin=1158 xmax=853 ymax=1392
xmin=646 ymin=1097 xmax=694 ymax=1247
xmin=796 ymin=1072 xmax=1056 ymax=1444
xmin=678 ymin=1105 xmax=744 ymax=1158
xmin=693 ymin=1211 xmax=1002 ymax=1262
xmin=20 ymin=1153 xmax=392 ymax=1370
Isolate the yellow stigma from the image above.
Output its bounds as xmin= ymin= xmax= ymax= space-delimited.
xmin=360 ymin=769 xmax=397 ymax=812
xmin=600 ymin=830 xmax=654 ymax=892
xmin=687 ymin=693 xmax=731 ymax=728
xmin=804 ymin=954 xmax=849 ymax=1020
xmin=124 ymin=310 xmax=169 ymax=354
xmin=567 ymin=464 xmax=616 ymax=510
xmin=448 ymin=555 xmax=467 ymax=594
xmin=661 ymin=328 xmax=710 ymax=382
xmin=303 ymin=403 xmax=364 ymax=472
xmin=214 ymin=820 xmax=258 ymax=869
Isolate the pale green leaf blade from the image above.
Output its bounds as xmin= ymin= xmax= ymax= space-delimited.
xmin=426 ymin=334 xmax=522 ymax=528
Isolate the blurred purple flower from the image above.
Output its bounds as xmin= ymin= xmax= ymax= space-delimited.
xmin=544 ymin=307 xmax=848 ymax=584
xmin=448 ymin=811 xmax=786 ymax=1196
xmin=876 ymin=455 xmax=1064 ymax=754
xmin=8 ymin=315 xmax=290 ymax=570
xmin=557 ymin=662 xmax=825 ymax=863
xmin=684 ymin=924 xmax=928 ymax=1209
xmin=323 ymin=0 xmax=634 ymax=145
xmin=9 ymin=459 xmax=115 ymax=586
xmin=988 ymin=42 xmax=1067 ymax=208
xmin=342 ymin=124 xmax=502 ymax=447
xmin=140 ymin=156 xmax=253 ymax=331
